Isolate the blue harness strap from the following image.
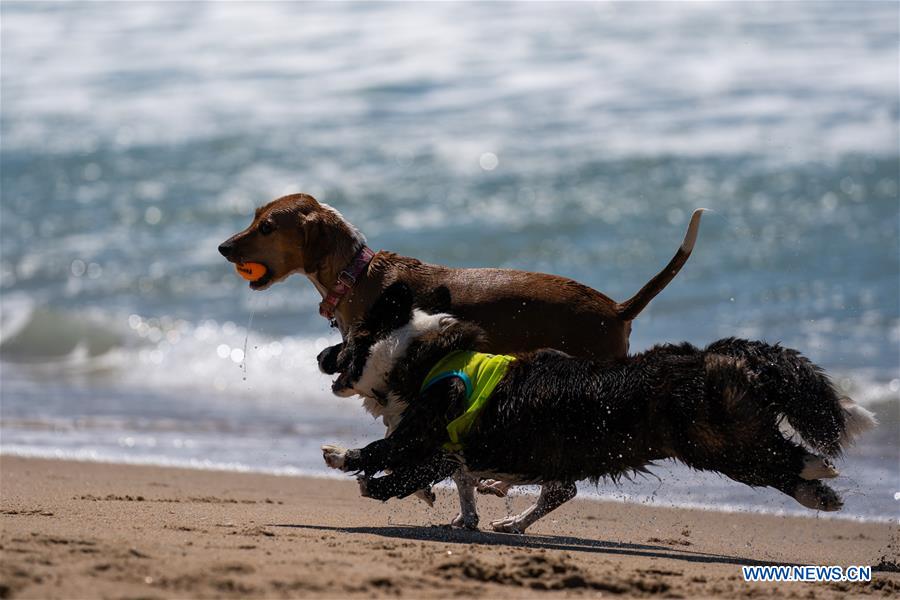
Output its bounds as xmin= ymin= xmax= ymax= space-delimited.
xmin=419 ymin=350 xmax=515 ymax=450
xmin=422 ymin=370 xmax=473 ymax=398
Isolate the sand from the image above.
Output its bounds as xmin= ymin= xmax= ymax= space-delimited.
xmin=1 ymin=456 xmax=897 ymax=599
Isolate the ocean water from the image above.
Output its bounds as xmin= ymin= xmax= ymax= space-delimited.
xmin=1 ymin=2 xmax=898 ymax=521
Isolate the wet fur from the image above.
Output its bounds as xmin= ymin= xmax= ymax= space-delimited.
xmin=325 ymin=284 xmax=876 ymax=531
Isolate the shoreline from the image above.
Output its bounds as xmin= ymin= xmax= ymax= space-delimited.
xmin=1 ymin=449 xmax=895 ymax=524
xmin=2 ymin=456 xmax=898 ymax=598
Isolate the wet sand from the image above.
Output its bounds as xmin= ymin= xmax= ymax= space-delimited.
xmin=1 ymin=456 xmax=897 ymax=598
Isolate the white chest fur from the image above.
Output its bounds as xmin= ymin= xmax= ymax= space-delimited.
xmin=343 ymin=310 xmax=454 ymax=434
xmin=361 ymin=392 xmax=409 ymax=435
xmin=346 ymin=310 xmax=452 ymax=398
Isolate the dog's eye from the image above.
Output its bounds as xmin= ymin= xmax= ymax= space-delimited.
xmin=259 ymin=221 xmax=275 ymax=235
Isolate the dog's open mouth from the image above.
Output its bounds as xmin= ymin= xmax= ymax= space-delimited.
xmin=248 ymin=266 xmax=274 ymax=290
xmin=331 ymin=376 xmax=356 ymax=397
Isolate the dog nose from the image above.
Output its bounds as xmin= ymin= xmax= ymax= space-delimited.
xmin=218 ymin=241 xmax=234 ymax=258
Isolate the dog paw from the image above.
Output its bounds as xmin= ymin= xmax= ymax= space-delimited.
xmin=793 ymin=481 xmax=843 ymax=512
xmin=489 ymin=515 xmax=527 ymax=534
xmin=800 ymin=455 xmax=839 ymax=480
xmin=451 ymin=512 xmax=479 ymax=530
xmin=413 ymin=488 xmax=436 ymax=507
xmin=477 ymin=480 xmax=510 ymax=497
xmin=321 ymin=445 xmax=349 ymax=470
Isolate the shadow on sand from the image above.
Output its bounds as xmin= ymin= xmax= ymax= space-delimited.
xmin=270 ymin=522 xmax=784 ymax=568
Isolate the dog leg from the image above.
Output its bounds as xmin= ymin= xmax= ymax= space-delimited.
xmin=477 ymin=479 xmax=511 ymax=497
xmin=341 ymin=448 xmax=454 ymax=504
xmin=490 ymin=481 xmax=576 ymax=534
xmin=450 ymin=470 xmax=480 ymax=530
xmin=705 ymin=442 xmax=844 ymax=512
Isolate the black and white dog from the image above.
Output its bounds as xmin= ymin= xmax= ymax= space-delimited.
xmin=322 ymin=283 xmax=877 ymax=533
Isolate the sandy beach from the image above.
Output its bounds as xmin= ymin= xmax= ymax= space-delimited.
xmin=1 ymin=457 xmax=897 ymax=599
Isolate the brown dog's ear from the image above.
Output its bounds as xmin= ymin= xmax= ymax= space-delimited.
xmin=300 ymin=213 xmax=327 ymax=274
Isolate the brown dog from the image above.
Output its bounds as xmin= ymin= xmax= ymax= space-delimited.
xmin=220 ymin=193 xmax=704 ymax=511
xmin=219 ymin=193 xmax=703 ymax=359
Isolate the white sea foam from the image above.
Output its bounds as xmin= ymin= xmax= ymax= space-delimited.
xmin=0 ymin=446 xmax=346 ymax=480
xmin=0 ymin=305 xmax=343 ymax=406
xmin=3 ymin=305 xmax=896 ymax=410
xmin=574 ymin=488 xmax=897 ymax=525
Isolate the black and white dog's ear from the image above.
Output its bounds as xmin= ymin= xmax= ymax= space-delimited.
xmin=370 ymin=281 xmax=415 ymax=333
xmin=416 ymin=285 xmax=452 ymax=314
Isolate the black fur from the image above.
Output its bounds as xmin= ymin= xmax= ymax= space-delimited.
xmin=326 ymin=283 xmax=873 ymax=524
xmin=316 ymin=344 xmax=342 ymax=375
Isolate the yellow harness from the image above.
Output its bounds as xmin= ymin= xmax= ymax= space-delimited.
xmin=420 ymin=350 xmax=515 ymax=451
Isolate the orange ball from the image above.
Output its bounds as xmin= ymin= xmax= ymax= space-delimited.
xmin=235 ymin=262 xmax=267 ymax=282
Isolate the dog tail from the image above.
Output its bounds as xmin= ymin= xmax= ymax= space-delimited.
xmin=616 ymin=208 xmax=705 ymax=322
xmin=706 ymin=338 xmax=878 ymax=457
xmin=837 ymin=397 xmax=879 ymax=450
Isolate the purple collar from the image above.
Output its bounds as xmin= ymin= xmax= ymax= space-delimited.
xmin=319 ymin=246 xmax=376 ymax=325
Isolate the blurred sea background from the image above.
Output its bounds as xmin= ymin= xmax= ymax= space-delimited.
xmin=1 ymin=2 xmax=897 ymax=521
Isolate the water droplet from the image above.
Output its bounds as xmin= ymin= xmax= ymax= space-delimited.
xmin=667 ymin=208 xmax=684 ymax=225
xmin=479 ymin=152 xmax=498 ymax=171
xmin=840 ymin=177 xmax=855 ymax=194
xmin=820 ymin=192 xmax=838 ymax=212
xmin=70 ymin=259 xmax=86 ymax=277
xmin=145 ymin=206 xmax=162 ymax=225
xmin=231 ymin=347 xmax=244 ymax=364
